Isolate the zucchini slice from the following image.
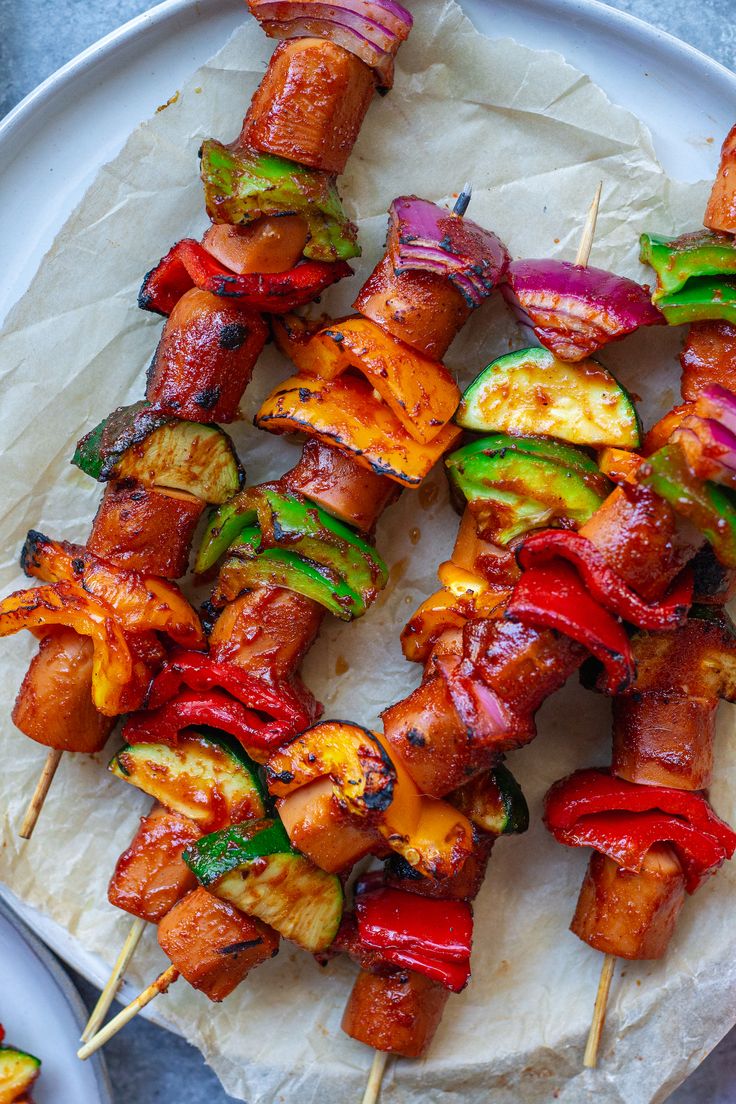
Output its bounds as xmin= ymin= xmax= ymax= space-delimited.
xmin=451 ymin=764 xmax=529 ymax=836
xmin=110 ymin=731 xmax=265 ymax=831
xmin=0 ymin=1046 xmax=41 ymax=1104
xmin=73 ymin=402 xmax=244 ymax=504
xmin=446 ymin=434 xmax=611 ymax=545
xmin=185 ymin=820 xmax=343 ymax=952
xmin=457 ymin=347 xmax=641 ymax=448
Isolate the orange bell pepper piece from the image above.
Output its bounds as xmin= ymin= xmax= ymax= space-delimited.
xmin=0 ymin=582 xmax=147 ymax=715
xmin=267 ymin=721 xmax=473 ymax=877
xmin=256 ymin=372 xmax=461 ymax=488
xmin=643 ymin=403 xmax=695 ymax=455
xmin=597 ymin=447 xmax=643 ymax=485
xmin=401 ymin=570 xmax=507 ymax=664
xmin=295 ymin=317 xmax=460 ymax=445
xmin=21 ymin=533 xmax=205 ymax=650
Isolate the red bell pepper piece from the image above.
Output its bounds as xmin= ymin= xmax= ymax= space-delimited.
xmin=122 ymin=688 xmax=296 ymax=758
xmin=145 ymin=649 xmax=318 ymax=730
xmin=506 ymin=560 xmax=635 ymax=694
xmin=544 ymin=768 xmax=736 ymax=892
xmin=138 ymin=238 xmax=352 ymax=317
xmin=516 ymin=530 xmax=693 ymax=631
xmin=355 ymin=885 xmax=473 ymax=992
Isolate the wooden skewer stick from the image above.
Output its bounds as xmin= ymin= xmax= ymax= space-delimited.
xmin=575 ymin=180 xmax=603 ymax=267
xmin=19 ymin=749 xmax=64 ymax=839
xmin=361 ymin=1050 xmax=389 ymax=1104
xmin=357 ymin=178 xmax=476 ymax=1104
xmin=77 ymin=964 xmax=180 ymax=1060
xmin=583 ymin=953 xmax=616 ymax=1069
xmin=80 ymin=917 xmax=148 ymax=1042
xmin=357 ymin=180 xmax=606 ymax=1103
xmin=574 ymin=180 xmax=617 ymax=1072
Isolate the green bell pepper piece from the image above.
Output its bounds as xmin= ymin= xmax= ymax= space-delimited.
xmin=200 ymin=141 xmax=360 ymax=263
xmin=640 ymin=229 xmax=736 ymax=299
xmin=639 ymin=444 xmax=736 ymax=567
xmin=446 ymin=435 xmax=610 ymax=545
xmin=222 ymin=527 xmax=369 ymax=620
xmin=655 ymin=277 xmax=736 ymax=326
xmin=198 ymin=488 xmax=388 ymax=609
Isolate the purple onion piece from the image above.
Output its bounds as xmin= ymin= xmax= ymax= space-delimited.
xmin=249 ymin=0 xmax=412 ymax=87
xmin=504 ymin=259 xmax=665 ymax=362
xmin=389 ymin=195 xmax=510 ymax=308
xmin=697 ymin=383 xmax=736 ymax=437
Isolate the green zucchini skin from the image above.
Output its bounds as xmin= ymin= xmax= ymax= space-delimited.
xmin=73 ymin=401 xmax=244 ymax=504
xmin=184 ymin=820 xmax=344 ymax=952
xmin=451 ymin=764 xmax=529 ymax=836
xmin=109 ymin=731 xmax=265 ymax=829
xmin=457 ymin=347 xmax=641 ymax=448
xmin=0 ymin=1045 xmax=41 ymax=1102
xmin=184 ymin=820 xmax=292 ymax=885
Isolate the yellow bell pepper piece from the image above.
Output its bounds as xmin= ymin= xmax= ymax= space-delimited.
xmin=267 ymin=721 xmax=473 ymax=877
xmin=302 ymin=317 xmax=461 ymax=445
xmin=257 ymin=372 xmax=461 ymax=487
xmin=0 ymin=582 xmax=137 ymax=715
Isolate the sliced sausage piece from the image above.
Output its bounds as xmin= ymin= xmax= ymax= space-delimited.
xmin=241 ymin=39 xmax=375 ymax=173
xmin=147 ymin=289 xmax=268 ymax=423
xmin=277 ymin=778 xmax=383 ymax=873
xmin=342 ymin=968 xmax=449 ymax=1057
xmin=202 ymin=217 xmax=308 ymax=275
xmin=680 ymin=320 xmax=736 ymax=401
xmin=88 ymin=480 xmax=203 ymax=579
xmin=158 ymin=887 xmax=279 ymax=1001
xmin=12 ymin=630 xmax=113 ymax=753
xmin=108 ymin=805 xmax=202 ymax=923
xmin=612 ymin=691 xmax=716 ymax=791
xmin=283 ymin=439 xmax=399 ymax=532
xmin=355 ymin=255 xmax=471 ymax=361
xmin=571 ymin=845 xmax=686 ymax=960
xmin=579 ymin=484 xmax=701 ymax=602
xmin=704 ymin=125 xmax=736 ymax=234
xmin=208 ymin=586 xmax=323 ymax=683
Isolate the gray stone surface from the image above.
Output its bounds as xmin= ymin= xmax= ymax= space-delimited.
xmin=2 ymin=1 xmax=735 ymax=1101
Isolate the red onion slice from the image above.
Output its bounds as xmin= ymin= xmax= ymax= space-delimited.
xmin=697 ymin=383 xmax=736 ymax=437
xmin=248 ymin=0 xmax=413 ymax=89
xmin=503 ymin=259 xmax=665 ymax=362
xmin=672 ymin=412 xmax=736 ymax=489
xmin=388 ymin=195 xmax=510 ymax=308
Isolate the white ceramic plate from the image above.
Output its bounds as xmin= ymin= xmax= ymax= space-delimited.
xmin=0 ymin=900 xmax=111 ymax=1104
xmin=1 ymin=0 xmax=736 ymax=1035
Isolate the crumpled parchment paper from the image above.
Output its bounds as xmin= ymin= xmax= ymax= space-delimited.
xmin=0 ymin=1 xmax=733 ymax=1101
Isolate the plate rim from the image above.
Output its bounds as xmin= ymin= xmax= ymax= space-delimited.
xmin=0 ymin=898 xmax=113 ymax=1104
xmin=2 ymin=0 xmax=736 ymax=1077
xmin=2 ymin=0 xmax=735 ymax=157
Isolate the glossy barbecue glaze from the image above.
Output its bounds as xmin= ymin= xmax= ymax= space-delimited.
xmin=157 ymin=887 xmax=279 ymax=1000
xmin=12 ymin=630 xmax=113 ymax=753
xmin=146 ymin=288 xmax=268 ymax=423
xmin=241 ymin=38 xmax=375 ymax=174
xmin=571 ymin=845 xmax=686 ymax=959
xmin=108 ymin=805 xmax=202 ymax=923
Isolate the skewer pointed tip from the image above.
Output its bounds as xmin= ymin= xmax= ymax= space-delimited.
xmin=574 ymin=181 xmax=604 ymax=267
xmin=77 ymin=965 xmax=180 ymax=1061
xmin=453 ymin=182 xmax=473 ymax=217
